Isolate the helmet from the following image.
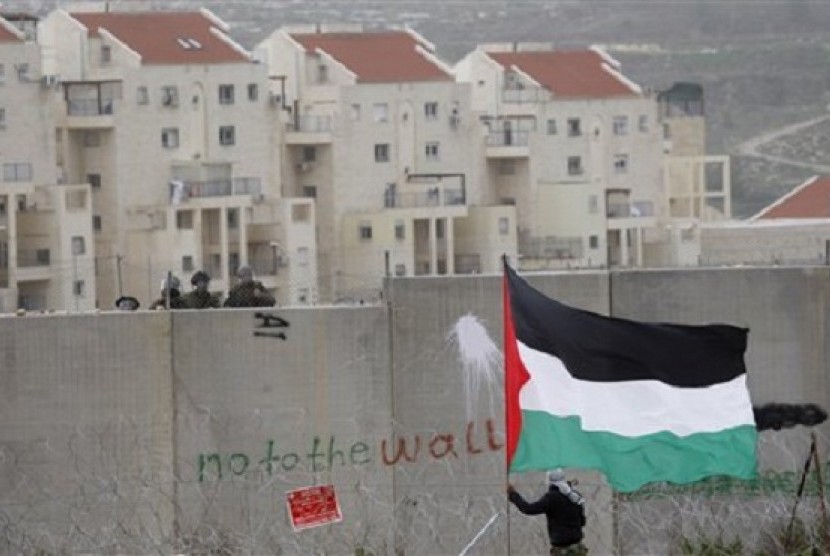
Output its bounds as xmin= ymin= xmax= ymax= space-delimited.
xmin=190 ymin=270 xmax=210 ymax=285
xmin=160 ymin=275 xmax=181 ymax=292
xmin=236 ymin=265 xmax=253 ymax=281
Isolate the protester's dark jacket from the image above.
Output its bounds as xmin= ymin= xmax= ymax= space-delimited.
xmin=149 ymin=290 xmax=187 ymax=310
xmin=223 ymin=281 xmax=275 ymax=308
xmin=183 ymin=289 xmax=221 ymax=309
xmin=509 ymin=487 xmax=585 ymax=547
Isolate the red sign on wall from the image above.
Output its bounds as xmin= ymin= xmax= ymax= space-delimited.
xmin=286 ymin=484 xmax=343 ymax=531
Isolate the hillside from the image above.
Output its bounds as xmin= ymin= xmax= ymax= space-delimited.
xmin=8 ymin=0 xmax=830 ymax=217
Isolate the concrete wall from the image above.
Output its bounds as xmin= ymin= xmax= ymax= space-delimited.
xmin=1 ymin=267 xmax=829 ymax=553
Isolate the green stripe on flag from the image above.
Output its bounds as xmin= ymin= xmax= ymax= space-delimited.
xmin=511 ymin=410 xmax=758 ymax=493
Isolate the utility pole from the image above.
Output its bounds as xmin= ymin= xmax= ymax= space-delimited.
xmin=116 ymin=253 xmax=123 ymax=297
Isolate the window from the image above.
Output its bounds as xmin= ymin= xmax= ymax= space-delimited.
xmin=613 ymin=115 xmax=629 ymax=135
xmin=302 ymin=146 xmax=316 ymax=162
xmin=73 ymin=280 xmax=86 ymax=297
xmin=219 ymin=126 xmax=235 ymax=146
xmin=218 ymin=84 xmax=234 ymax=105
xmin=3 ymin=163 xmax=32 ymax=182
xmin=436 ymin=219 xmax=445 ymax=239
xmin=15 ymin=63 xmax=29 ymax=81
xmin=87 ymin=173 xmax=101 ymax=189
xmin=359 ymin=223 xmax=372 ymax=240
xmin=663 ymin=123 xmax=672 ymax=139
xmin=0 ymin=64 xmax=5 ymax=85
xmin=546 ymin=119 xmax=557 ymax=135
xmin=498 ymin=159 xmax=515 ymax=175
xmin=292 ymin=203 xmax=310 ymax=222
xmin=373 ymin=103 xmax=388 ymax=123
xmin=498 ymin=217 xmax=509 ymax=235
xmin=71 ymin=236 xmax=86 ymax=256
xmin=161 ymin=128 xmax=179 ymax=149
xmin=247 ymin=84 xmax=258 ymax=101
xmin=374 ymin=143 xmax=389 ymax=163
xmin=101 ymin=45 xmax=111 ymax=64
xmin=302 ymin=185 xmax=317 ymax=198
xmin=395 ymin=220 xmax=405 ymax=240
xmin=589 ymin=235 xmax=599 ymax=249
xmin=395 ymin=264 xmax=406 ymax=277
xmin=317 ymin=64 xmax=328 ymax=83
xmin=161 ymin=86 xmax=179 ymax=107
xmin=0 ymin=108 xmax=6 ymax=129
xmin=567 ymin=156 xmax=583 ymax=175
xmin=567 ymin=118 xmax=581 ymax=137
xmin=92 ymin=215 xmax=102 ymax=231
xmin=297 ymin=247 xmax=309 ymax=266
xmin=227 ymin=209 xmax=239 ymax=229
xmin=137 ymin=86 xmax=149 ymax=105
xmin=176 ymin=211 xmax=193 ymax=229
xmin=614 ymin=154 xmax=629 ymax=173
xmin=229 ymin=253 xmax=240 ymax=274
xmin=638 ymin=114 xmax=649 ymax=132
xmin=588 ymin=195 xmax=598 ymax=214
xmin=351 ymin=104 xmax=361 ymax=121
xmin=424 ymin=102 xmax=438 ymax=120
xmin=425 ymin=142 xmax=439 ymax=160
xmin=182 ymin=255 xmax=194 ymax=272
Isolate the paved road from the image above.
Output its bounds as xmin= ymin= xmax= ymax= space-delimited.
xmin=733 ymin=114 xmax=830 ymax=173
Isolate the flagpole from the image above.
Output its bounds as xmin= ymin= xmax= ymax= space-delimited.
xmin=501 ymin=254 xmax=511 ymax=554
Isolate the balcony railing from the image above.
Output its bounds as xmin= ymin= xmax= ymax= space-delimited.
xmin=67 ymin=98 xmax=115 ymax=116
xmin=486 ymin=131 xmax=530 ymax=147
xmin=607 ymin=200 xmax=655 ymax=218
xmin=169 ymin=178 xmax=262 ymax=203
xmin=287 ymin=115 xmax=333 ymax=133
xmin=384 ymin=187 xmax=466 ymax=209
xmin=502 ymin=88 xmax=546 ymax=104
xmin=17 ymin=248 xmax=51 ymax=267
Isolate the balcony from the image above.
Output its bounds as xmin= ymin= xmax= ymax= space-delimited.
xmin=606 ymin=200 xmax=656 ymax=230
xmin=384 ymin=187 xmax=466 ymax=209
xmin=64 ymin=98 xmax=115 ymax=129
xmin=169 ymin=178 xmax=262 ymax=204
xmin=16 ymin=248 xmax=52 ymax=282
xmin=285 ymin=115 xmax=333 ymax=144
xmin=485 ymin=130 xmax=530 ymax=158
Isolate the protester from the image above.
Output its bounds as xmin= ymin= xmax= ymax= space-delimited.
xmin=183 ymin=270 xmax=221 ymax=309
xmin=114 ymin=295 xmax=140 ymax=311
xmin=149 ymin=275 xmax=187 ymax=310
xmin=223 ymin=265 xmax=275 ymax=307
xmin=507 ymin=469 xmax=587 ymax=555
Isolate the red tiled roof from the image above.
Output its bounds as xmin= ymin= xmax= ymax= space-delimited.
xmin=70 ymin=12 xmax=248 ymax=65
xmin=487 ymin=49 xmax=639 ymax=98
xmin=753 ymin=176 xmax=830 ymax=219
xmin=291 ymin=31 xmax=451 ymax=83
xmin=0 ymin=20 xmax=23 ymax=42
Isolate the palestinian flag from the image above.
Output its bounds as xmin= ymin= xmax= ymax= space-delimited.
xmin=503 ymin=262 xmax=757 ymax=492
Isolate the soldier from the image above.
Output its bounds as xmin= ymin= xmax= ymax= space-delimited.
xmin=183 ymin=270 xmax=221 ymax=309
xmin=223 ymin=265 xmax=275 ymax=308
xmin=149 ymin=275 xmax=187 ymax=310
xmin=114 ymin=295 xmax=140 ymax=311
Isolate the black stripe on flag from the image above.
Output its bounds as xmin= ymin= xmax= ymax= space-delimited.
xmin=506 ymin=265 xmax=748 ymax=388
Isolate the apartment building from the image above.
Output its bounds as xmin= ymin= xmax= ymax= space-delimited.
xmin=38 ymin=8 xmax=317 ymax=308
xmin=0 ymin=15 xmax=95 ymax=312
xmin=657 ymin=82 xmax=732 ymax=266
xmin=455 ymin=44 xmax=666 ymax=269
xmin=257 ymin=25 xmax=516 ymax=302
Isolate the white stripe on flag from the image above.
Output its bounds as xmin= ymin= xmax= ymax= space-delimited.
xmin=517 ymin=341 xmax=755 ymax=437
